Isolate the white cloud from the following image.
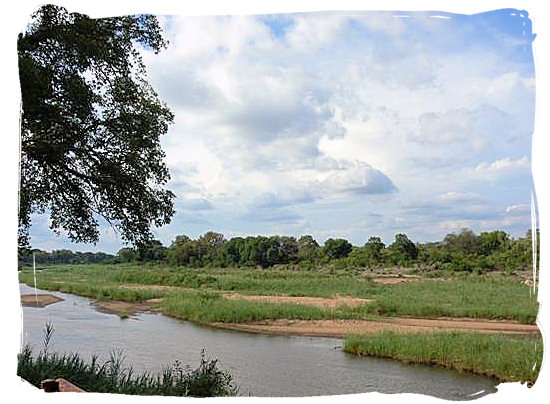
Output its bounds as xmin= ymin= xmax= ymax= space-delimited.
xmin=284 ymin=13 xmax=349 ymax=51
xmin=43 ymin=11 xmax=532 ymax=252
xmin=436 ymin=192 xmax=481 ymax=204
xmin=319 ymin=162 xmax=396 ymax=195
xmin=473 ymin=156 xmax=531 ymax=179
xmin=415 ymin=109 xmax=473 ymax=143
xmin=505 ymin=204 xmax=530 ymax=213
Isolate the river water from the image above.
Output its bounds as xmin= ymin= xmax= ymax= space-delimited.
xmin=19 ymin=283 xmax=498 ymax=399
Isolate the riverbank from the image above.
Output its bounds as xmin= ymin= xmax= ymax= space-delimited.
xmin=18 ymin=264 xmax=539 ymax=323
xmin=210 ymin=317 xmax=540 ymax=338
xmin=19 ymin=281 xmax=542 ymax=388
xmin=18 ymin=263 xmax=542 ymax=388
xmin=344 ymin=331 xmax=542 ymax=386
xmin=25 ymin=290 xmax=538 ymax=337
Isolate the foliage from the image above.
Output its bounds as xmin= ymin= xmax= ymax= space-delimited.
xmin=345 ymin=331 xmax=543 ymax=386
xmin=137 ymin=240 xmax=168 ymax=262
xmin=20 ymin=227 xmax=537 ymax=275
xmin=297 ymin=235 xmax=320 ymax=261
xmin=18 ymin=248 xmax=116 ymax=266
xmin=322 ymin=238 xmax=353 ymax=259
xmin=386 ymin=233 xmax=418 ymax=265
xmin=18 ymin=5 xmax=174 ymax=248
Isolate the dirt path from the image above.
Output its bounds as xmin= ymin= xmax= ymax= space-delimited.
xmin=222 ymin=292 xmax=372 ymax=308
xmin=211 ymin=317 xmax=540 ymax=338
xmin=20 ymin=294 xmax=63 ymax=308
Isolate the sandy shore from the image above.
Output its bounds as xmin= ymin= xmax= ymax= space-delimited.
xmin=211 ymin=317 xmax=540 ymax=338
xmin=24 ymin=290 xmax=539 ymax=339
xmin=92 ymin=299 xmax=162 ymax=316
xmin=21 ymin=294 xmax=63 ymax=308
xmin=222 ymin=292 xmax=372 ymax=308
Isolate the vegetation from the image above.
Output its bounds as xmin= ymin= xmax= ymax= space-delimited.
xmin=19 ymin=228 xmax=538 ymax=276
xmin=344 ymin=331 xmax=543 ymax=386
xmin=19 ymin=264 xmax=538 ymax=324
xmin=18 ymin=249 xmax=116 ymax=266
xmin=18 ymin=324 xmax=237 ymax=396
xmin=363 ymin=276 xmax=538 ymax=324
xmin=18 ymin=5 xmax=174 ymax=248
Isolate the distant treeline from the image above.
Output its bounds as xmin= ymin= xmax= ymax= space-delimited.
xmin=20 ymin=228 xmax=538 ymax=274
xmin=18 ymin=249 xmax=117 ymax=266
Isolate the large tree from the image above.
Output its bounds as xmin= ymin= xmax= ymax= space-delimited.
xmin=18 ymin=5 xmax=175 ymax=248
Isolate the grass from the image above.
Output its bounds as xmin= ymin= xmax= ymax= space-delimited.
xmin=158 ymin=290 xmax=370 ymax=323
xmin=361 ymin=277 xmax=538 ymax=324
xmin=19 ymin=263 xmax=380 ymax=297
xmin=19 ymin=263 xmax=539 ymax=324
xmin=18 ymin=323 xmax=237 ymax=396
xmin=19 ymin=265 xmax=542 ymax=392
xmin=344 ymin=331 xmax=543 ymax=385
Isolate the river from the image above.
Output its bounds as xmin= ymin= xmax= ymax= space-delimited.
xmin=19 ymin=283 xmax=498 ymax=399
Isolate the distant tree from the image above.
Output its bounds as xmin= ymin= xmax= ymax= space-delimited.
xmin=117 ymin=247 xmax=138 ymax=263
xmin=137 ymin=240 xmax=167 ymax=262
xmin=443 ymin=228 xmax=481 ymax=255
xmin=18 ymin=5 xmax=174 ymax=248
xmin=364 ymin=236 xmax=385 ymax=261
xmin=168 ymin=235 xmax=195 ymax=266
xmin=387 ymin=233 xmax=418 ymax=265
xmin=196 ymin=232 xmax=226 ymax=265
xmin=199 ymin=232 xmax=226 ymax=250
xmin=479 ymin=230 xmax=509 ymax=255
xmin=323 ymin=238 xmax=353 ymax=259
xmin=278 ymin=236 xmax=299 ymax=264
xmin=221 ymin=237 xmax=244 ymax=266
xmin=297 ymin=235 xmax=320 ymax=261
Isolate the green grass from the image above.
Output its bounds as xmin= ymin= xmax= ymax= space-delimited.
xmin=344 ymin=331 xmax=543 ymax=385
xmin=19 ymin=263 xmax=539 ymax=324
xmin=361 ymin=277 xmax=538 ymax=323
xmin=159 ymin=290 xmax=337 ymax=323
xmin=19 ymin=263 xmax=380 ymax=297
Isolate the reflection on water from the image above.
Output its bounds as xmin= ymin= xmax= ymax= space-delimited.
xmin=19 ymin=283 xmax=498 ymax=399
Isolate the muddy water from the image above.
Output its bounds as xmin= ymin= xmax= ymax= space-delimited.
xmin=19 ymin=284 xmax=498 ymax=399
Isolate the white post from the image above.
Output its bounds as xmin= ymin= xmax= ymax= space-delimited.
xmin=530 ymin=192 xmax=538 ymax=296
xmin=33 ymin=252 xmax=38 ymax=305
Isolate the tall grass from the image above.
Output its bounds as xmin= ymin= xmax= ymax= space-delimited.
xmin=18 ymin=324 xmax=237 ymax=396
xmin=19 ymin=264 xmax=380 ymax=298
xmin=362 ymin=278 xmax=538 ymax=323
xmin=344 ymin=331 xmax=543 ymax=386
xmin=19 ymin=264 xmax=539 ymax=324
xmin=159 ymin=290 xmax=341 ymax=323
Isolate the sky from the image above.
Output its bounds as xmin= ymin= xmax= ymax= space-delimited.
xmin=28 ymin=8 xmax=537 ymax=253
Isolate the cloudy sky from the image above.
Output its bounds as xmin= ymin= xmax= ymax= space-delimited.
xmin=29 ymin=8 xmax=537 ymax=253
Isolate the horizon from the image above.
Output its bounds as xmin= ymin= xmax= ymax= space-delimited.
xmin=24 ymin=226 xmax=536 ymax=255
xmin=25 ymin=9 xmax=536 ymax=255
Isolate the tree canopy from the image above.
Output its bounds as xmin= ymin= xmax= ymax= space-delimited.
xmin=19 ymin=228 xmax=537 ymax=274
xmin=18 ymin=5 xmax=175 ymax=248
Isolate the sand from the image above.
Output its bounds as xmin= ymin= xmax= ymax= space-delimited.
xmin=20 ymin=294 xmax=63 ymax=308
xmin=211 ymin=317 xmax=540 ymax=338
xmin=222 ymin=292 xmax=372 ymax=308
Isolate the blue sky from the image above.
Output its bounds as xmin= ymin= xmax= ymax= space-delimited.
xmin=28 ymin=9 xmax=537 ymax=253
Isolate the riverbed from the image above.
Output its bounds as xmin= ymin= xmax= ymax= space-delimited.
xmin=19 ymin=283 xmax=498 ymax=399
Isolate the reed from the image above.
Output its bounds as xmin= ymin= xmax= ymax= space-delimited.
xmin=18 ymin=324 xmax=237 ymax=396
xmin=344 ymin=331 xmax=543 ymax=385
